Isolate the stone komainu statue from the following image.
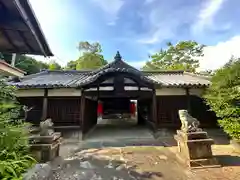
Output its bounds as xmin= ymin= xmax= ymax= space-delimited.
xmin=178 ymin=110 xmax=201 ymax=132
xmin=40 ymin=119 xmax=54 ymax=136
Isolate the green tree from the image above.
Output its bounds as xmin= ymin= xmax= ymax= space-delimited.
xmin=66 ymin=41 xmax=107 ymax=70
xmin=142 ymin=41 xmax=204 ymax=72
xmin=1 ymin=53 xmax=49 ymax=74
xmin=15 ymin=55 xmax=45 ymax=74
xmin=78 ymin=41 xmax=102 ymax=53
xmin=48 ymin=60 xmax=62 ymax=70
xmin=204 ymin=57 xmax=240 ymax=140
xmin=76 ymin=53 xmax=107 ymax=70
xmin=65 ymin=60 xmax=77 ymax=70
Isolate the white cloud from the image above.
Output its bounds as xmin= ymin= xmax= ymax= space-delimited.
xmin=107 ymin=21 xmax=116 ymax=26
xmin=138 ymin=28 xmax=174 ymax=44
xmin=199 ymin=35 xmax=240 ymax=71
xmin=92 ymin=0 xmax=124 ymax=25
xmin=144 ymin=0 xmax=156 ymax=4
xmin=137 ymin=2 xmax=196 ymax=45
xmin=137 ymin=8 xmax=175 ymax=44
xmin=192 ymin=0 xmax=225 ymax=34
xmin=139 ymin=35 xmax=240 ymax=71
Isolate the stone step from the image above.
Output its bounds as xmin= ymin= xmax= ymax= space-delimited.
xmin=189 ymin=158 xmax=220 ymax=168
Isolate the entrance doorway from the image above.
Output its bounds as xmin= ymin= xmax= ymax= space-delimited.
xmin=85 ymin=99 xmax=153 ymax=141
xmin=80 ymin=71 xmax=157 ymax=140
xmin=82 ymin=94 xmax=155 ymax=140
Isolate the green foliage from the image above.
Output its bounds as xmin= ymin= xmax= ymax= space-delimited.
xmin=0 ymin=152 xmax=36 ymax=180
xmin=0 ymin=80 xmax=36 ymax=179
xmin=78 ymin=41 xmax=102 ymax=53
xmin=76 ymin=53 xmax=107 ymax=70
xmin=1 ymin=53 xmax=49 ymax=75
xmin=204 ymin=57 xmax=240 ymax=140
xmin=65 ymin=60 xmax=77 ymax=70
xmin=48 ymin=60 xmax=62 ymax=70
xmin=66 ymin=41 xmax=107 ymax=70
xmin=142 ymin=41 xmax=204 ymax=72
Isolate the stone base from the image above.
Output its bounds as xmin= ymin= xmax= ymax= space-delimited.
xmin=175 ymin=152 xmax=221 ymax=169
xmin=30 ymin=133 xmax=62 ymax=162
xmin=54 ymin=126 xmax=82 ymax=141
xmin=189 ymin=157 xmax=220 ymax=168
xmin=174 ymin=130 xmax=220 ymax=168
xmin=230 ymin=139 xmax=240 ymax=153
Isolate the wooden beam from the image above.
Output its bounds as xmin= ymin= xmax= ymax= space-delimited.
xmin=41 ymin=89 xmax=48 ymax=120
xmin=84 ymin=90 xmax=152 ymax=98
xmin=186 ymin=88 xmax=191 ymax=113
xmin=80 ymin=90 xmax=86 ymax=133
xmin=0 ymin=29 xmax=19 ymax=50
xmin=152 ymin=89 xmax=158 ymax=129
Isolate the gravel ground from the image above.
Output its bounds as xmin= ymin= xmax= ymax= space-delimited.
xmin=168 ymin=145 xmax=240 ymax=180
xmin=35 ymin=128 xmax=240 ymax=180
xmin=51 ymin=144 xmax=240 ymax=180
xmin=49 ymin=146 xmax=194 ymax=180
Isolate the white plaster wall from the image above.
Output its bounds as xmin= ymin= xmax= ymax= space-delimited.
xmin=156 ymin=88 xmax=186 ymax=96
xmin=16 ymin=89 xmax=44 ymax=97
xmin=189 ymin=88 xmax=205 ymax=97
xmin=156 ymin=88 xmax=205 ymax=97
xmin=16 ymin=88 xmax=81 ymax=97
xmin=16 ymin=87 xmax=205 ymax=97
xmin=48 ymin=88 xmax=81 ymax=96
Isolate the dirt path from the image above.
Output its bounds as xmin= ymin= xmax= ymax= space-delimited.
xmin=50 ymin=146 xmax=194 ymax=180
xmin=50 ymin=144 xmax=240 ymax=179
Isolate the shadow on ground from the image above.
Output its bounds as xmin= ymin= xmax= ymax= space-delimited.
xmin=154 ymin=128 xmax=231 ymax=146
xmin=50 ymin=154 xmax=163 ymax=180
xmin=216 ymin=155 xmax=240 ymax=166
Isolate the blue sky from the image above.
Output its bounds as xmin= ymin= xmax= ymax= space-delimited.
xmin=29 ymin=0 xmax=240 ymax=70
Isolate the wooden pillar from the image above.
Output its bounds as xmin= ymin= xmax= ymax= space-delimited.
xmin=152 ymin=89 xmax=157 ymax=129
xmin=97 ymin=83 xmax=100 ymax=101
xmin=80 ymin=89 xmax=86 ymax=133
xmin=41 ymin=89 xmax=48 ymax=120
xmin=186 ymin=88 xmax=191 ymax=113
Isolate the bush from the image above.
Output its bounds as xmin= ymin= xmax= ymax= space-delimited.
xmin=0 ymin=80 xmax=36 ymax=179
xmin=204 ymin=58 xmax=240 ymax=140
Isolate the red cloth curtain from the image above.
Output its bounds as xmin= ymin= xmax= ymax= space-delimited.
xmin=97 ymin=102 xmax=103 ymax=116
xmin=130 ymin=102 xmax=136 ymax=116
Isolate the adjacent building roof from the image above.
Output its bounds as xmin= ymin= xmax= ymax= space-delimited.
xmin=0 ymin=60 xmax=25 ymax=77
xmin=9 ymin=52 xmax=211 ymax=88
xmin=0 ymin=0 xmax=53 ymax=56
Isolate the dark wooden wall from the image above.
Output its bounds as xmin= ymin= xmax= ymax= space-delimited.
xmin=18 ymin=97 xmax=43 ymax=124
xmin=18 ymin=97 xmax=81 ymax=126
xmin=156 ymin=95 xmax=218 ymax=128
xmin=138 ymin=98 xmax=155 ymax=129
xmin=82 ymin=98 xmax=98 ymax=134
xmin=47 ymin=97 xmax=81 ymax=126
xmin=19 ymin=94 xmax=218 ymax=130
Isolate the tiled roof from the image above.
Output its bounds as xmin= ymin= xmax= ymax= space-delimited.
xmin=144 ymin=71 xmax=210 ymax=87
xmin=9 ymin=52 xmax=211 ymax=88
xmin=11 ymin=70 xmax=90 ymax=88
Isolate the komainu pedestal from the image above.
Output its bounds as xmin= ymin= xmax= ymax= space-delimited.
xmin=174 ymin=110 xmax=220 ymax=168
xmin=29 ymin=119 xmax=62 ymax=163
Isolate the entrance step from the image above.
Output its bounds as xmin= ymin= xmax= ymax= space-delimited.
xmin=73 ymin=138 xmax=164 ymax=153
